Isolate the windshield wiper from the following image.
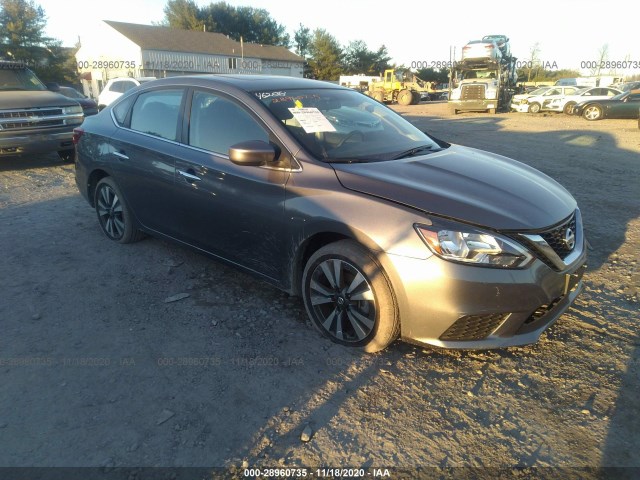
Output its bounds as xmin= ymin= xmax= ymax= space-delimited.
xmin=392 ymin=144 xmax=439 ymax=159
xmin=327 ymin=158 xmax=370 ymax=164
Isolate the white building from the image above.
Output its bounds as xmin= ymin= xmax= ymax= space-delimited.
xmin=76 ymin=21 xmax=304 ymax=98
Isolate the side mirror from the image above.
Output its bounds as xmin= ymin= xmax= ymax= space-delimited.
xmin=46 ymin=82 xmax=60 ymax=92
xmin=228 ymin=140 xmax=276 ymax=166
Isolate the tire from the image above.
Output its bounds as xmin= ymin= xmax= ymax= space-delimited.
xmin=488 ymin=108 xmax=496 ymax=114
xmin=411 ymin=91 xmax=422 ymax=104
xmin=397 ymin=89 xmax=413 ymax=106
xmin=372 ymin=90 xmax=385 ymax=103
xmin=94 ymin=177 xmax=144 ymax=244
xmin=583 ymin=104 xmax=602 ymax=121
xmin=528 ymin=102 xmax=541 ymax=114
xmin=563 ymin=102 xmax=577 ymax=115
xmin=302 ymin=240 xmax=400 ymax=353
xmin=58 ymin=149 xmax=75 ymax=163
xmin=451 ymin=108 xmax=459 ymax=115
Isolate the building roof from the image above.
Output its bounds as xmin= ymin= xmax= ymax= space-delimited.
xmin=104 ymin=20 xmax=303 ymax=63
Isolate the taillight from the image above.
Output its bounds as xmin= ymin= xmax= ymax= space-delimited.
xmin=72 ymin=127 xmax=84 ymax=145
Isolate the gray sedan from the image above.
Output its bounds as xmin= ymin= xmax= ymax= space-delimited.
xmin=74 ymin=75 xmax=586 ymax=352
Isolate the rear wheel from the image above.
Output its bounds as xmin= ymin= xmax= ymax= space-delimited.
xmin=397 ymin=89 xmax=413 ymax=106
xmin=563 ymin=102 xmax=577 ymax=115
xmin=302 ymin=240 xmax=399 ymax=353
xmin=488 ymin=108 xmax=496 ymax=114
xmin=94 ymin=177 xmax=144 ymax=243
xmin=583 ymin=104 xmax=602 ymax=121
xmin=528 ymin=102 xmax=541 ymax=114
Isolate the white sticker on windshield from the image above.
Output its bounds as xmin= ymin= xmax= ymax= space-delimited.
xmin=288 ymin=107 xmax=336 ymax=133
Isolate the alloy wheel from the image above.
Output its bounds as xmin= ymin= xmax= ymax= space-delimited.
xmin=308 ymin=258 xmax=377 ymax=343
xmin=96 ymin=184 xmax=125 ymax=240
xmin=584 ymin=106 xmax=601 ymax=120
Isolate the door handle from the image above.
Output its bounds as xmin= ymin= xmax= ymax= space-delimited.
xmin=178 ymin=169 xmax=201 ymax=182
xmin=113 ymin=151 xmax=129 ymax=160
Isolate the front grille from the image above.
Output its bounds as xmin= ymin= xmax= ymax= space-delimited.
xmin=439 ymin=313 xmax=508 ymax=341
xmin=1 ymin=119 xmax=65 ymax=130
xmin=0 ymin=108 xmax=63 ymax=119
xmin=508 ymin=211 xmax=579 ymax=270
xmin=540 ymin=213 xmax=577 ymax=259
xmin=461 ymin=84 xmax=485 ymax=100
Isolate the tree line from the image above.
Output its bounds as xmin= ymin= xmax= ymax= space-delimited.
xmin=161 ymin=0 xmax=392 ymax=80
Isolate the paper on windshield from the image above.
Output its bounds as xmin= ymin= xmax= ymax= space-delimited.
xmin=288 ymin=107 xmax=336 ymax=133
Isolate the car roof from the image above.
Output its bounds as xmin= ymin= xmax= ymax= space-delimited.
xmin=142 ymin=74 xmax=343 ymax=92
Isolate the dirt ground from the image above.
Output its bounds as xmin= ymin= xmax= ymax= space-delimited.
xmin=0 ymin=103 xmax=638 ymax=477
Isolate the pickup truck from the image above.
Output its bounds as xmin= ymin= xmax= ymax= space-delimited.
xmin=0 ymin=61 xmax=84 ymax=161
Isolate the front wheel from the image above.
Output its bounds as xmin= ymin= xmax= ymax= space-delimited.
xmin=528 ymin=102 xmax=541 ymax=114
xmin=372 ymin=90 xmax=385 ymax=103
xmin=583 ymin=105 xmax=603 ymax=121
xmin=302 ymin=240 xmax=400 ymax=353
xmin=94 ymin=177 xmax=144 ymax=243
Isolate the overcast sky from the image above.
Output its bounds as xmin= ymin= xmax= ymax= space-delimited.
xmin=37 ymin=0 xmax=639 ymax=75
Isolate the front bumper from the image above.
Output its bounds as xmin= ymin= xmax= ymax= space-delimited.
xmin=510 ymin=103 xmax=529 ymax=113
xmin=0 ymin=126 xmax=75 ymax=156
xmin=382 ymin=238 xmax=587 ymax=349
xmin=449 ymin=99 xmax=497 ymax=112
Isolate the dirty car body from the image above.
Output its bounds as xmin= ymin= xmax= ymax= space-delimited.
xmin=75 ymin=75 xmax=587 ymax=352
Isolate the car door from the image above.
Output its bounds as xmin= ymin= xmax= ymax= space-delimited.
xmin=109 ymin=87 xmax=186 ymax=233
xmin=613 ymin=93 xmax=640 ymax=118
xmin=170 ymin=88 xmax=291 ymax=281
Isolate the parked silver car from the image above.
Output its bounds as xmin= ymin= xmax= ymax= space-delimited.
xmin=75 ymin=75 xmax=587 ymax=352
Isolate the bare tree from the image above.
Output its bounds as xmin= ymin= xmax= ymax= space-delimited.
xmin=526 ymin=42 xmax=541 ymax=82
xmin=590 ymin=44 xmax=609 ymax=76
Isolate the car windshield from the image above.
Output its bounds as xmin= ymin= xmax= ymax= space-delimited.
xmin=611 ymin=91 xmax=629 ymax=100
xmin=256 ymin=88 xmax=442 ymax=162
xmin=530 ymin=87 xmax=549 ymax=95
xmin=0 ymin=67 xmax=46 ymax=91
xmin=60 ymin=87 xmax=84 ymax=99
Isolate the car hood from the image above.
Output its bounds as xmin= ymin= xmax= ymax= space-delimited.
xmin=331 ymin=145 xmax=576 ymax=231
xmin=76 ymin=97 xmax=98 ymax=108
xmin=0 ymin=90 xmax=80 ymax=109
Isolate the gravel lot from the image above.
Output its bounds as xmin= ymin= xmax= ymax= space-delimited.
xmin=0 ymin=103 xmax=638 ymax=476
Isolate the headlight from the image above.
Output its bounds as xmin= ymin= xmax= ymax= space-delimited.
xmin=63 ymin=105 xmax=84 ymax=115
xmin=415 ymin=220 xmax=533 ymax=268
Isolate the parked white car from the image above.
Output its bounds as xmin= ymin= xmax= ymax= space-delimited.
xmin=461 ymin=40 xmax=502 ymax=62
xmin=542 ymin=86 xmax=623 ymax=114
xmin=512 ymin=86 xmax=582 ymax=113
xmin=510 ymin=86 xmax=554 ymax=111
xmin=97 ymin=77 xmax=156 ymax=110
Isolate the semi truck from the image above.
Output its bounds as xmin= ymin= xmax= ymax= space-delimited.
xmin=448 ymin=37 xmax=518 ymax=114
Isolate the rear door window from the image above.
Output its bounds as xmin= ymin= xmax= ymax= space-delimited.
xmin=129 ymin=89 xmax=184 ymax=141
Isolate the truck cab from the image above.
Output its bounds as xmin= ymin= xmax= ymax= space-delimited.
xmin=0 ymin=61 xmax=84 ymax=160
